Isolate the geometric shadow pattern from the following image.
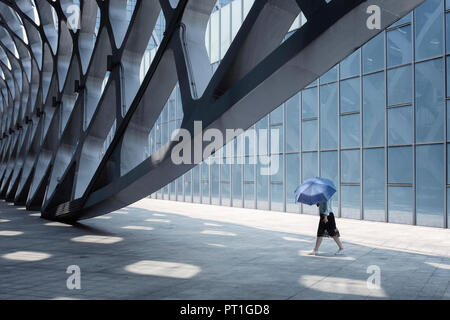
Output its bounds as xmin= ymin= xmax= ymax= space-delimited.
xmin=0 ymin=0 xmax=425 ymax=221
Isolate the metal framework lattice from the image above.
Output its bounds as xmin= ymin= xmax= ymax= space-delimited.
xmin=0 ymin=0 xmax=425 ymax=221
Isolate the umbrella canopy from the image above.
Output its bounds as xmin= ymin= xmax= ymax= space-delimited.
xmin=295 ymin=177 xmax=336 ymax=206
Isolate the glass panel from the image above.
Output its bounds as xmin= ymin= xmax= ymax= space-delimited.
xmin=193 ymin=166 xmax=200 ymax=200
xmin=285 ymin=95 xmax=300 ymax=152
xmin=256 ymin=117 xmax=269 ymax=155
xmin=341 ymin=185 xmax=360 ymax=219
xmin=286 ymin=153 xmax=300 ymax=205
xmin=447 ymin=56 xmax=450 ymax=97
xmin=320 ymin=150 xmax=338 ymax=194
xmin=388 ymin=146 xmax=413 ymax=184
xmin=302 ymin=152 xmax=317 ymax=181
xmin=271 ymin=124 xmax=283 ymax=154
xmin=270 ymin=154 xmax=283 ymax=183
xmin=362 ymin=32 xmax=384 ymax=73
xmin=302 ymin=120 xmax=318 ymax=151
xmin=221 ymin=162 xmax=230 ymax=181
xmin=446 ymin=13 xmax=450 ymax=53
xmin=211 ymin=163 xmax=220 ymax=200
xmin=363 ymin=148 xmax=385 ymax=222
xmin=244 ymin=160 xmax=255 ymax=182
xmin=244 ymin=183 xmax=255 ymax=203
xmin=270 ymin=104 xmax=283 ymax=124
xmin=302 ymin=87 xmax=318 ymax=119
xmin=415 ymin=58 xmax=444 ymax=143
xmin=177 ymin=176 xmax=183 ymax=199
xmin=210 ymin=11 xmax=220 ymax=63
xmin=232 ymin=163 xmax=242 ymax=203
xmin=306 ymin=79 xmax=318 ymax=88
xmin=243 ymin=128 xmax=256 ymax=156
xmin=388 ymin=186 xmax=413 ymax=224
xmin=340 ymin=50 xmax=360 ymax=79
xmin=301 ymin=152 xmax=317 ymax=214
xmin=221 ymin=182 xmax=230 ymax=202
xmin=387 ymin=25 xmax=412 ymax=67
xmin=340 ymin=78 xmax=360 ymax=113
xmin=341 ymin=150 xmax=360 ymax=183
xmin=257 ymin=159 xmax=269 ymax=208
xmin=320 ymin=83 xmax=338 ymax=149
xmin=388 ymin=65 xmax=412 ymax=106
xmin=448 ymin=188 xmax=450 ymax=228
xmin=220 ymin=5 xmax=231 ymax=59
xmin=388 ymin=106 xmax=413 ymax=145
xmin=414 ymin=0 xmax=443 ymax=61
xmin=448 ymin=144 xmax=450 ymax=184
xmin=232 ymin=0 xmax=242 ymax=38
xmin=390 ymin=13 xmax=411 ymax=28
xmin=201 ymin=163 xmax=209 ymax=202
xmin=448 ymin=101 xmax=450 ymax=142
xmin=271 ymin=183 xmax=283 ymax=211
xmin=416 ymin=144 xmax=444 ymax=227
xmin=341 ymin=114 xmax=360 ymax=148
xmin=320 ymin=65 xmax=338 ymax=84
xmin=363 ymin=72 xmax=385 ymax=147
xmin=184 ymin=173 xmax=192 ymax=199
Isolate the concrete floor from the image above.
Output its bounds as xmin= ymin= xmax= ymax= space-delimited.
xmin=0 ymin=198 xmax=449 ymax=300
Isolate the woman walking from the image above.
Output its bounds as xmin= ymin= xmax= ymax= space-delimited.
xmin=309 ymin=199 xmax=344 ymax=256
xmin=294 ymin=177 xmax=344 ymax=256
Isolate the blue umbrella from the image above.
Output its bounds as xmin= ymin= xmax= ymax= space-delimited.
xmin=295 ymin=177 xmax=336 ymax=205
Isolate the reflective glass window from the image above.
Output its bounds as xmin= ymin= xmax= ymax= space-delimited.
xmin=286 ymin=153 xmax=300 ymax=205
xmin=388 ymin=186 xmax=413 ymax=224
xmin=388 ymin=106 xmax=413 ymax=145
xmin=388 ymin=65 xmax=412 ymax=106
xmin=341 ymin=185 xmax=360 ymax=219
xmin=285 ymin=95 xmax=300 ymax=152
xmin=387 ymin=25 xmax=412 ymax=67
xmin=340 ymin=78 xmax=360 ymax=113
xmin=363 ymin=148 xmax=385 ymax=221
xmin=341 ymin=150 xmax=360 ymax=183
xmin=320 ymin=65 xmax=338 ymax=84
xmin=302 ymin=87 xmax=318 ymax=118
xmin=388 ymin=146 xmax=413 ymax=184
xmin=341 ymin=114 xmax=360 ymax=148
xmin=232 ymin=163 xmax=242 ymax=201
xmin=362 ymin=32 xmax=384 ymax=73
xmin=302 ymin=120 xmax=318 ymax=151
xmin=320 ymin=83 xmax=338 ymax=149
xmin=415 ymin=0 xmax=443 ymax=61
xmin=320 ymin=151 xmax=338 ymax=187
xmin=416 ymin=144 xmax=444 ymax=227
xmin=220 ymin=5 xmax=231 ymax=59
xmin=363 ymin=72 xmax=385 ymax=147
xmin=340 ymin=50 xmax=360 ymax=79
xmin=415 ymin=58 xmax=444 ymax=143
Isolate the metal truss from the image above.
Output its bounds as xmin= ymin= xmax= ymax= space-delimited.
xmin=0 ymin=0 xmax=425 ymax=221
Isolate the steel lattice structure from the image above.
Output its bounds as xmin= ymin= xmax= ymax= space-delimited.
xmin=0 ymin=0 xmax=425 ymax=221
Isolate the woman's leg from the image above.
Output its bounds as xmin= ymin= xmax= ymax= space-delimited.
xmin=314 ymin=237 xmax=323 ymax=251
xmin=332 ymin=236 xmax=344 ymax=250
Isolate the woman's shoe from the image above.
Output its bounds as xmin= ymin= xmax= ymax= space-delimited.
xmin=334 ymin=249 xmax=344 ymax=256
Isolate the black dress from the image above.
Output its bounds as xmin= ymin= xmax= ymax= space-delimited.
xmin=317 ymin=212 xmax=340 ymax=237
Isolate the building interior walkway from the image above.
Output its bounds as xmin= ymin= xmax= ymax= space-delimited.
xmin=0 ymin=199 xmax=449 ymax=300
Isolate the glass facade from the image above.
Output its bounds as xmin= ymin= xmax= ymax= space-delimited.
xmin=149 ymin=0 xmax=450 ymax=229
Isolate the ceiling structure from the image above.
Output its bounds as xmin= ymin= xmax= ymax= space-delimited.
xmin=0 ymin=0 xmax=425 ymax=221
